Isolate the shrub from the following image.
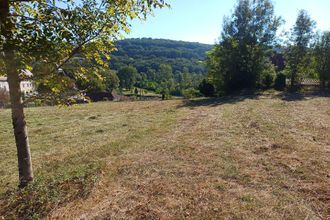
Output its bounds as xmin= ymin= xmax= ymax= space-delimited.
xmin=274 ymin=72 xmax=286 ymax=90
xmin=170 ymin=88 xmax=182 ymax=96
xmin=199 ymin=79 xmax=215 ymax=97
xmin=260 ymin=62 xmax=276 ymax=89
xmin=182 ymin=88 xmax=201 ymax=99
xmin=262 ymin=73 xmax=275 ymax=88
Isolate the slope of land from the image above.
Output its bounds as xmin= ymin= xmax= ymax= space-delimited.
xmin=0 ymin=92 xmax=329 ymax=219
xmin=110 ymin=38 xmax=213 ymax=74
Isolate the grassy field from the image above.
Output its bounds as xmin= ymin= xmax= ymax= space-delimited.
xmin=0 ymin=91 xmax=329 ymax=219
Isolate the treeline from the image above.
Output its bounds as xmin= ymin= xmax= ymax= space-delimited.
xmin=111 ymin=38 xmax=212 ymax=74
xmin=205 ymin=0 xmax=330 ymax=96
xmin=66 ymin=0 xmax=329 ymax=99
xmin=73 ymin=38 xmax=213 ymax=97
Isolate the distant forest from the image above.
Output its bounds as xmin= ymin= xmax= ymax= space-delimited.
xmin=110 ymin=38 xmax=212 ymax=75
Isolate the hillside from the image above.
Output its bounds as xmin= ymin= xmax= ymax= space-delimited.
xmin=1 ymin=91 xmax=329 ymax=219
xmin=110 ymin=38 xmax=213 ymax=74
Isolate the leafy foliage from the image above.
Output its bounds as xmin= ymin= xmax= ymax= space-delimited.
xmin=285 ymin=10 xmax=316 ymax=88
xmin=182 ymin=88 xmax=201 ymax=99
xmin=314 ymin=31 xmax=330 ymax=88
xmin=260 ymin=61 xmax=276 ymax=88
xmin=199 ymin=79 xmax=215 ymax=97
xmin=207 ymin=0 xmax=282 ymax=93
xmin=0 ymin=0 xmax=169 ymax=100
xmin=274 ymin=72 xmax=286 ymax=91
xmin=75 ymin=68 xmax=119 ymax=93
xmin=117 ymin=66 xmax=138 ymax=90
xmin=110 ymin=38 xmax=212 ymax=74
xmin=109 ymin=39 xmax=210 ymax=96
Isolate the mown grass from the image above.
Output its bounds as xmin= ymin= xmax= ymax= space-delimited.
xmin=1 ymin=163 xmax=100 ymax=219
xmin=0 ymin=92 xmax=329 ymax=219
xmin=0 ymin=101 xmax=178 ymax=219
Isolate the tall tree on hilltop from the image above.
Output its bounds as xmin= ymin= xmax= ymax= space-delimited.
xmin=207 ymin=0 xmax=282 ymax=92
xmin=0 ymin=0 xmax=168 ymax=187
xmin=285 ymin=10 xmax=316 ymax=89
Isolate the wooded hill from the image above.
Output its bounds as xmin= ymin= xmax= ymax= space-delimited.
xmin=110 ymin=38 xmax=213 ymax=75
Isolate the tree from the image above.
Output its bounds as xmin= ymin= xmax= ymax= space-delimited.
xmin=0 ymin=0 xmax=168 ymax=187
xmin=178 ymin=68 xmax=192 ymax=89
xmin=110 ymin=38 xmax=211 ymax=77
xmin=135 ymin=72 xmax=148 ymax=89
xmin=207 ymin=0 xmax=282 ymax=93
xmin=76 ymin=68 xmax=119 ymax=93
xmin=285 ymin=10 xmax=316 ymax=89
xmin=157 ymin=64 xmax=173 ymax=83
xmin=260 ymin=61 xmax=276 ymax=88
xmin=156 ymin=64 xmax=174 ymax=94
xmin=117 ymin=66 xmax=138 ymax=90
xmin=314 ymin=31 xmax=330 ymax=88
xmin=146 ymin=68 xmax=157 ymax=81
xmin=105 ymin=71 xmax=120 ymax=93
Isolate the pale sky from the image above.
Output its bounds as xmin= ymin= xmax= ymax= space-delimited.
xmin=127 ymin=0 xmax=330 ymax=44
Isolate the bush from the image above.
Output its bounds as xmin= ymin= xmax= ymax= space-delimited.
xmin=170 ymin=88 xmax=182 ymax=96
xmin=145 ymin=82 xmax=158 ymax=91
xmin=199 ymin=79 xmax=215 ymax=97
xmin=182 ymin=88 xmax=201 ymax=99
xmin=262 ymin=73 xmax=274 ymax=88
xmin=274 ymin=72 xmax=286 ymax=90
xmin=260 ymin=62 xmax=276 ymax=89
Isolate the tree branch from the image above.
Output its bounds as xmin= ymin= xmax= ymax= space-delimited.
xmin=56 ymin=25 xmax=107 ymax=70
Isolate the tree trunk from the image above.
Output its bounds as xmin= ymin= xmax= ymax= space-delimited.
xmin=290 ymin=66 xmax=295 ymax=90
xmin=290 ymin=65 xmax=297 ymax=91
xmin=1 ymin=0 xmax=33 ymax=187
xmin=5 ymin=53 xmax=34 ymax=188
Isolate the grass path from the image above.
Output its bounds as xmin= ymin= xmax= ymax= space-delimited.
xmin=1 ymin=93 xmax=329 ymax=219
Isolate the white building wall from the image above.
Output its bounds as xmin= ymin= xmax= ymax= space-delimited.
xmin=0 ymin=80 xmax=9 ymax=91
xmin=0 ymin=78 xmax=35 ymax=94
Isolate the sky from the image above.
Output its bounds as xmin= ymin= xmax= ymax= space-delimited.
xmin=127 ymin=0 xmax=330 ymax=44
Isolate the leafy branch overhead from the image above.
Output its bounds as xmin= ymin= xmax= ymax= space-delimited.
xmin=1 ymin=0 xmax=169 ymax=97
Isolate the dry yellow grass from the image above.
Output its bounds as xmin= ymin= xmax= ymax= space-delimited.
xmin=0 ymin=92 xmax=329 ymax=219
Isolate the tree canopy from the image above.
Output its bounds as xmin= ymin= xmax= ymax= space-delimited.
xmin=110 ymin=38 xmax=212 ymax=75
xmin=117 ymin=66 xmax=137 ymax=89
xmin=207 ymin=0 xmax=282 ymax=93
xmin=314 ymin=31 xmax=330 ymax=88
xmin=285 ymin=10 xmax=316 ymax=89
xmin=1 ymin=0 xmax=168 ymax=100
